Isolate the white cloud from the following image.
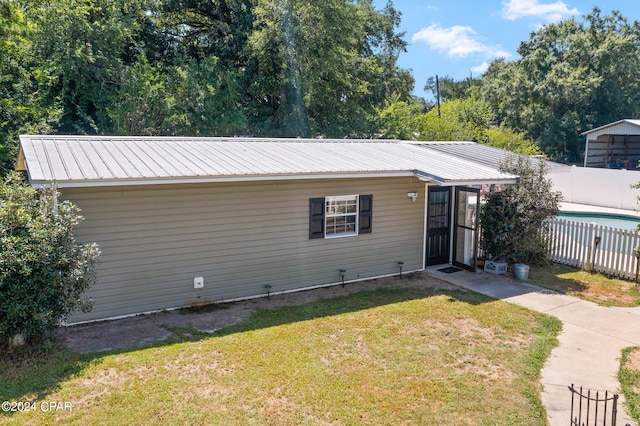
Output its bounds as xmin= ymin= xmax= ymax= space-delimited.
xmin=471 ymin=62 xmax=490 ymax=75
xmin=502 ymin=0 xmax=580 ymax=22
xmin=412 ymin=24 xmax=510 ymax=59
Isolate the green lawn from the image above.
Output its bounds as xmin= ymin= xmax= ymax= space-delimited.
xmin=0 ymin=287 xmax=560 ymax=425
xmin=527 ymin=263 xmax=640 ymax=307
xmin=619 ymin=347 xmax=640 ymax=423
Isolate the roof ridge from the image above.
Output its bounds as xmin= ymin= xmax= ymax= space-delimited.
xmin=20 ymin=135 xmax=403 ymax=144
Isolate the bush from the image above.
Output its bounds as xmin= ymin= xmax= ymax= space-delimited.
xmin=480 ymin=155 xmax=562 ymax=265
xmin=0 ymin=172 xmax=99 ymax=347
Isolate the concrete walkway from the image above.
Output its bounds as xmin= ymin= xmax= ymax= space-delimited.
xmin=425 ymin=266 xmax=640 ymax=426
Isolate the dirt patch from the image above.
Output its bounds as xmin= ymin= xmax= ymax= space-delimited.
xmin=55 ymin=272 xmax=459 ymax=353
xmin=626 ymin=348 xmax=640 ymax=372
xmin=624 ymin=348 xmax=640 ymax=395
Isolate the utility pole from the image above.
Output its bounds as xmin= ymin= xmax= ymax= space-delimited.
xmin=435 ymin=74 xmax=441 ymax=118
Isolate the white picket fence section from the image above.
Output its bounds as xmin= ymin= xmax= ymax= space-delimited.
xmin=546 ymin=218 xmax=640 ymax=280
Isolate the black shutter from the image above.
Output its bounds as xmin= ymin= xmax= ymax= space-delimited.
xmin=359 ymin=194 xmax=373 ymax=234
xmin=309 ymin=197 xmax=325 ymax=239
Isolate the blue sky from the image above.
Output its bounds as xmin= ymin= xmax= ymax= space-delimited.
xmin=372 ymin=0 xmax=640 ymax=100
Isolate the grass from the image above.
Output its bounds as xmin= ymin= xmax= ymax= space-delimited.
xmin=0 ymin=286 xmax=561 ymax=426
xmin=619 ymin=347 xmax=640 ymax=423
xmin=527 ymin=263 xmax=640 ymax=307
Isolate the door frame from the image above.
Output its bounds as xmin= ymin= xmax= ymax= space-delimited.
xmin=425 ymin=186 xmax=452 ymax=267
xmin=452 ymin=186 xmax=480 ymax=271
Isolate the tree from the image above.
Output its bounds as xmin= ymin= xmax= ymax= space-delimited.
xmin=109 ymin=56 xmax=247 ymax=136
xmin=481 ymin=8 xmax=640 ymax=163
xmin=0 ymin=1 xmax=60 ymax=177
xmin=375 ymin=96 xmax=425 ymax=139
xmin=164 ymin=57 xmax=247 ymax=135
xmin=24 ymin=0 xmax=152 ymax=134
xmin=246 ymin=0 xmax=413 ymax=137
xmin=376 ymin=95 xmax=541 ymax=154
xmin=107 ymin=55 xmax=172 ymax=135
xmin=8 ymin=0 xmax=412 ymax=140
xmin=424 ymin=74 xmax=480 ymax=104
xmin=479 ymin=155 xmax=562 ymax=265
xmin=0 ymin=172 xmax=100 ymax=347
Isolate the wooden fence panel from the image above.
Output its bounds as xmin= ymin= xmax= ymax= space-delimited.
xmin=546 ymin=218 xmax=640 ymax=280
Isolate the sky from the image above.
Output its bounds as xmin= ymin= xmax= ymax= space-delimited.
xmin=372 ymin=0 xmax=640 ymax=100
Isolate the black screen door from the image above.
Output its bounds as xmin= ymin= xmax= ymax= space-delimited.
xmin=453 ymin=187 xmax=480 ymax=271
xmin=426 ymin=186 xmax=451 ymax=266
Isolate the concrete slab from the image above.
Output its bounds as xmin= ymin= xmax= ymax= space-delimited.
xmin=425 ymin=265 xmax=640 ymax=426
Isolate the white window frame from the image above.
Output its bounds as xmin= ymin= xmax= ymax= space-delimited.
xmin=324 ymin=194 xmax=359 ymax=238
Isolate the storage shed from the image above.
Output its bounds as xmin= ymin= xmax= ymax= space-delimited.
xmin=582 ymin=119 xmax=640 ymax=169
xmin=17 ymin=136 xmax=516 ymax=323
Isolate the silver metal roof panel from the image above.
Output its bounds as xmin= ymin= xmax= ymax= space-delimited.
xmin=18 ymin=136 xmax=517 ymax=187
xmin=415 ymin=141 xmax=566 ymax=170
xmin=581 ymin=119 xmax=640 ymax=136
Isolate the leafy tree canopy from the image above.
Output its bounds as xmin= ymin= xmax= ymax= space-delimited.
xmin=480 ymin=8 xmax=640 ymax=163
xmin=0 ymin=0 xmax=415 ymax=177
xmin=377 ymin=95 xmax=541 ymax=154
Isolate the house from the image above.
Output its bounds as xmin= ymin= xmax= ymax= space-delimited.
xmin=582 ymin=119 xmax=640 ymax=169
xmin=16 ymin=136 xmax=516 ymax=323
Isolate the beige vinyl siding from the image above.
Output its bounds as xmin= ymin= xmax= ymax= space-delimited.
xmin=62 ymin=177 xmax=426 ymax=323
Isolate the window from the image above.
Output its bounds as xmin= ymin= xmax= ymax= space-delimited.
xmin=309 ymin=194 xmax=372 ymax=239
xmin=325 ymin=195 xmax=358 ymax=237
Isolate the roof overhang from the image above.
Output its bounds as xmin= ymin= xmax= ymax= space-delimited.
xmin=25 ymin=169 xmax=518 ymax=189
xmin=414 ymin=170 xmax=517 ymax=186
xmin=581 ymin=119 xmax=640 ymax=135
xmin=27 ymin=171 xmax=421 ymax=189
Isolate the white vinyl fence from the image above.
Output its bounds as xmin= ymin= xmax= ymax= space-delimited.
xmin=546 ymin=218 xmax=640 ymax=280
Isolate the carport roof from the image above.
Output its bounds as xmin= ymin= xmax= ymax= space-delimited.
xmin=17 ymin=136 xmax=517 ymax=188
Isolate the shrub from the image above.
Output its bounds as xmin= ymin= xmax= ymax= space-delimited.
xmin=0 ymin=172 xmax=99 ymax=347
xmin=480 ymin=155 xmax=562 ymax=265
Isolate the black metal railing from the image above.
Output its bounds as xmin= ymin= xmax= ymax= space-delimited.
xmin=569 ymin=384 xmax=630 ymax=426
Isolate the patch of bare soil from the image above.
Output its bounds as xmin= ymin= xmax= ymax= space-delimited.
xmin=55 ymin=272 xmax=458 ymax=353
xmin=626 ymin=349 xmax=640 ymax=372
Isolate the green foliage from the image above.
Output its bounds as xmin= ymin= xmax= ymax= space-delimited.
xmin=167 ymin=57 xmax=247 ymax=136
xmin=25 ymin=0 xmax=147 ymax=133
xmin=480 ymin=155 xmax=562 ymax=264
xmin=376 ymin=95 xmax=541 ymax=154
xmin=0 ymin=172 xmax=100 ymax=347
xmin=375 ymin=97 xmax=424 ymax=139
xmin=619 ymin=347 xmax=640 ymax=424
xmin=107 ymin=55 xmax=171 ymax=135
xmin=482 ymin=127 xmax=542 ymax=155
xmin=247 ymin=0 xmax=412 ymax=137
xmin=0 ymin=0 xmax=413 ymax=157
xmin=0 ymin=1 xmax=61 ymax=177
xmin=424 ymin=74 xmax=481 ymax=104
xmin=109 ymin=56 xmax=247 ymax=136
xmin=481 ymin=8 xmax=640 ymax=163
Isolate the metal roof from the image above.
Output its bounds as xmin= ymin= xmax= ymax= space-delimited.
xmin=17 ymin=136 xmax=517 ymax=188
xmin=581 ymin=119 xmax=640 ymax=137
xmin=415 ymin=141 xmax=567 ymax=170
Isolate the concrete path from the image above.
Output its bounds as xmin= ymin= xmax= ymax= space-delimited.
xmin=425 ymin=266 xmax=640 ymax=426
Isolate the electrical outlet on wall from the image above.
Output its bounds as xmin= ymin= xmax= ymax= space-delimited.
xmin=194 ymin=277 xmax=204 ymax=289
